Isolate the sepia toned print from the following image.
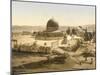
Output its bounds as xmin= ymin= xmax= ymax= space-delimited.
xmin=12 ymin=1 xmax=96 ymax=74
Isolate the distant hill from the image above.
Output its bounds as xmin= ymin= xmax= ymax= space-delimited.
xmin=79 ymin=24 xmax=95 ymax=32
xmin=12 ymin=24 xmax=95 ymax=33
xmin=12 ymin=26 xmax=45 ymax=32
xmin=59 ymin=24 xmax=95 ymax=32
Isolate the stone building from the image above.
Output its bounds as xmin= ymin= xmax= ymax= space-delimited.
xmin=35 ymin=18 xmax=63 ymax=40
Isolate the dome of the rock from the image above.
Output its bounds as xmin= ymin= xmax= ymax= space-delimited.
xmin=46 ymin=19 xmax=59 ymax=32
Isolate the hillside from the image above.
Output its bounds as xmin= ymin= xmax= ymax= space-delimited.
xmin=12 ymin=24 xmax=95 ymax=33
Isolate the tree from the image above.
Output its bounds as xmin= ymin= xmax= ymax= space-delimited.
xmin=84 ymin=28 xmax=89 ymax=41
xmin=66 ymin=27 xmax=71 ymax=35
xmin=72 ymin=28 xmax=77 ymax=35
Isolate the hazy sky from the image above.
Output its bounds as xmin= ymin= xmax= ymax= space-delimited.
xmin=12 ymin=1 xmax=95 ymax=26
